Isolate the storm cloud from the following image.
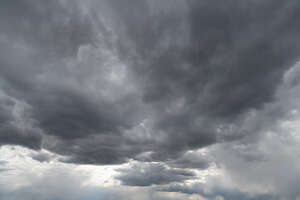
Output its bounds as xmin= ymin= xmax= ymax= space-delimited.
xmin=116 ymin=162 xmax=196 ymax=186
xmin=1 ymin=0 xmax=300 ymax=199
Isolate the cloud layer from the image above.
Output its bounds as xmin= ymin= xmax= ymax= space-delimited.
xmin=1 ymin=0 xmax=300 ymax=199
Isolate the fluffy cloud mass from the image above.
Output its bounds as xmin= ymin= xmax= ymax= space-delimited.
xmin=1 ymin=0 xmax=300 ymax=200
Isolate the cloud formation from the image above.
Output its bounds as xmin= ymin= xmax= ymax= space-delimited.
xmin=116 ymin=162 xmax=196 ymax=186
xmin=1 ymin=0 xmax=300 ymax=199
xmin=1 ymin=0 xmax=300 ymax=166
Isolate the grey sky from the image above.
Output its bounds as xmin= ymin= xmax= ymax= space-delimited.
xmin=1 ymin=0 xmax=300 ymax=200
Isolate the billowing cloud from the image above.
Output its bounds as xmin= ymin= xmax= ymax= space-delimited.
xmin=116 ymin=162 xmax=196 ymax=186
xmin=1 ymin=0 xmax=300 ymax=165
xmin=1 ymin=0 xmax=300 ymax=199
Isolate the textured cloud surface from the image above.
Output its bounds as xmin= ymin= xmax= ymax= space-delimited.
xmin=1 ymin=0 xmax=300 ymax=199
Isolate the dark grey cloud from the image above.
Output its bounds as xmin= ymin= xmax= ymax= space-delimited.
xmin=0 ymin=91 xmax=42 ymax=149
xmin=0 ymin=0 xmax=95 ymax=58
xmin=52 ymin=134 xmax=142 ymax=165
xmin=116 ymin=162 xmax=195 ymax=186
xmin=2 ymin=1 xmax=300 ymax=200
xmin=167 ymin=151 xmax=211 ymax=170
xmin=0 ymin=0 xmax=145 ymax=160
xmin=0 ymin=0 xmax=300 ymax=169
xmin=30 ymin=151 xmax=54 ymax=163
xmin=134 ymin=151 xmax=211 ymax=170
xmin=102 ymin=0 xmax=300 ymax=161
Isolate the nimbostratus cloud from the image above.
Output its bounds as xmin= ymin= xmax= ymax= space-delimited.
xmin=1 ymin=0 xmax=300 ymax=199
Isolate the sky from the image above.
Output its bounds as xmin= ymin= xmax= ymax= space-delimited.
xmin=1 ymin=0 xmax=300 ymax=200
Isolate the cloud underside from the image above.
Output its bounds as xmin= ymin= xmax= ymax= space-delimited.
xmin=1 ymin=0 xmax=300 ymax=199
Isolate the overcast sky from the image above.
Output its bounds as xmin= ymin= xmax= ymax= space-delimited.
xmin=1 ymin=0 xmax=300 ymax=200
